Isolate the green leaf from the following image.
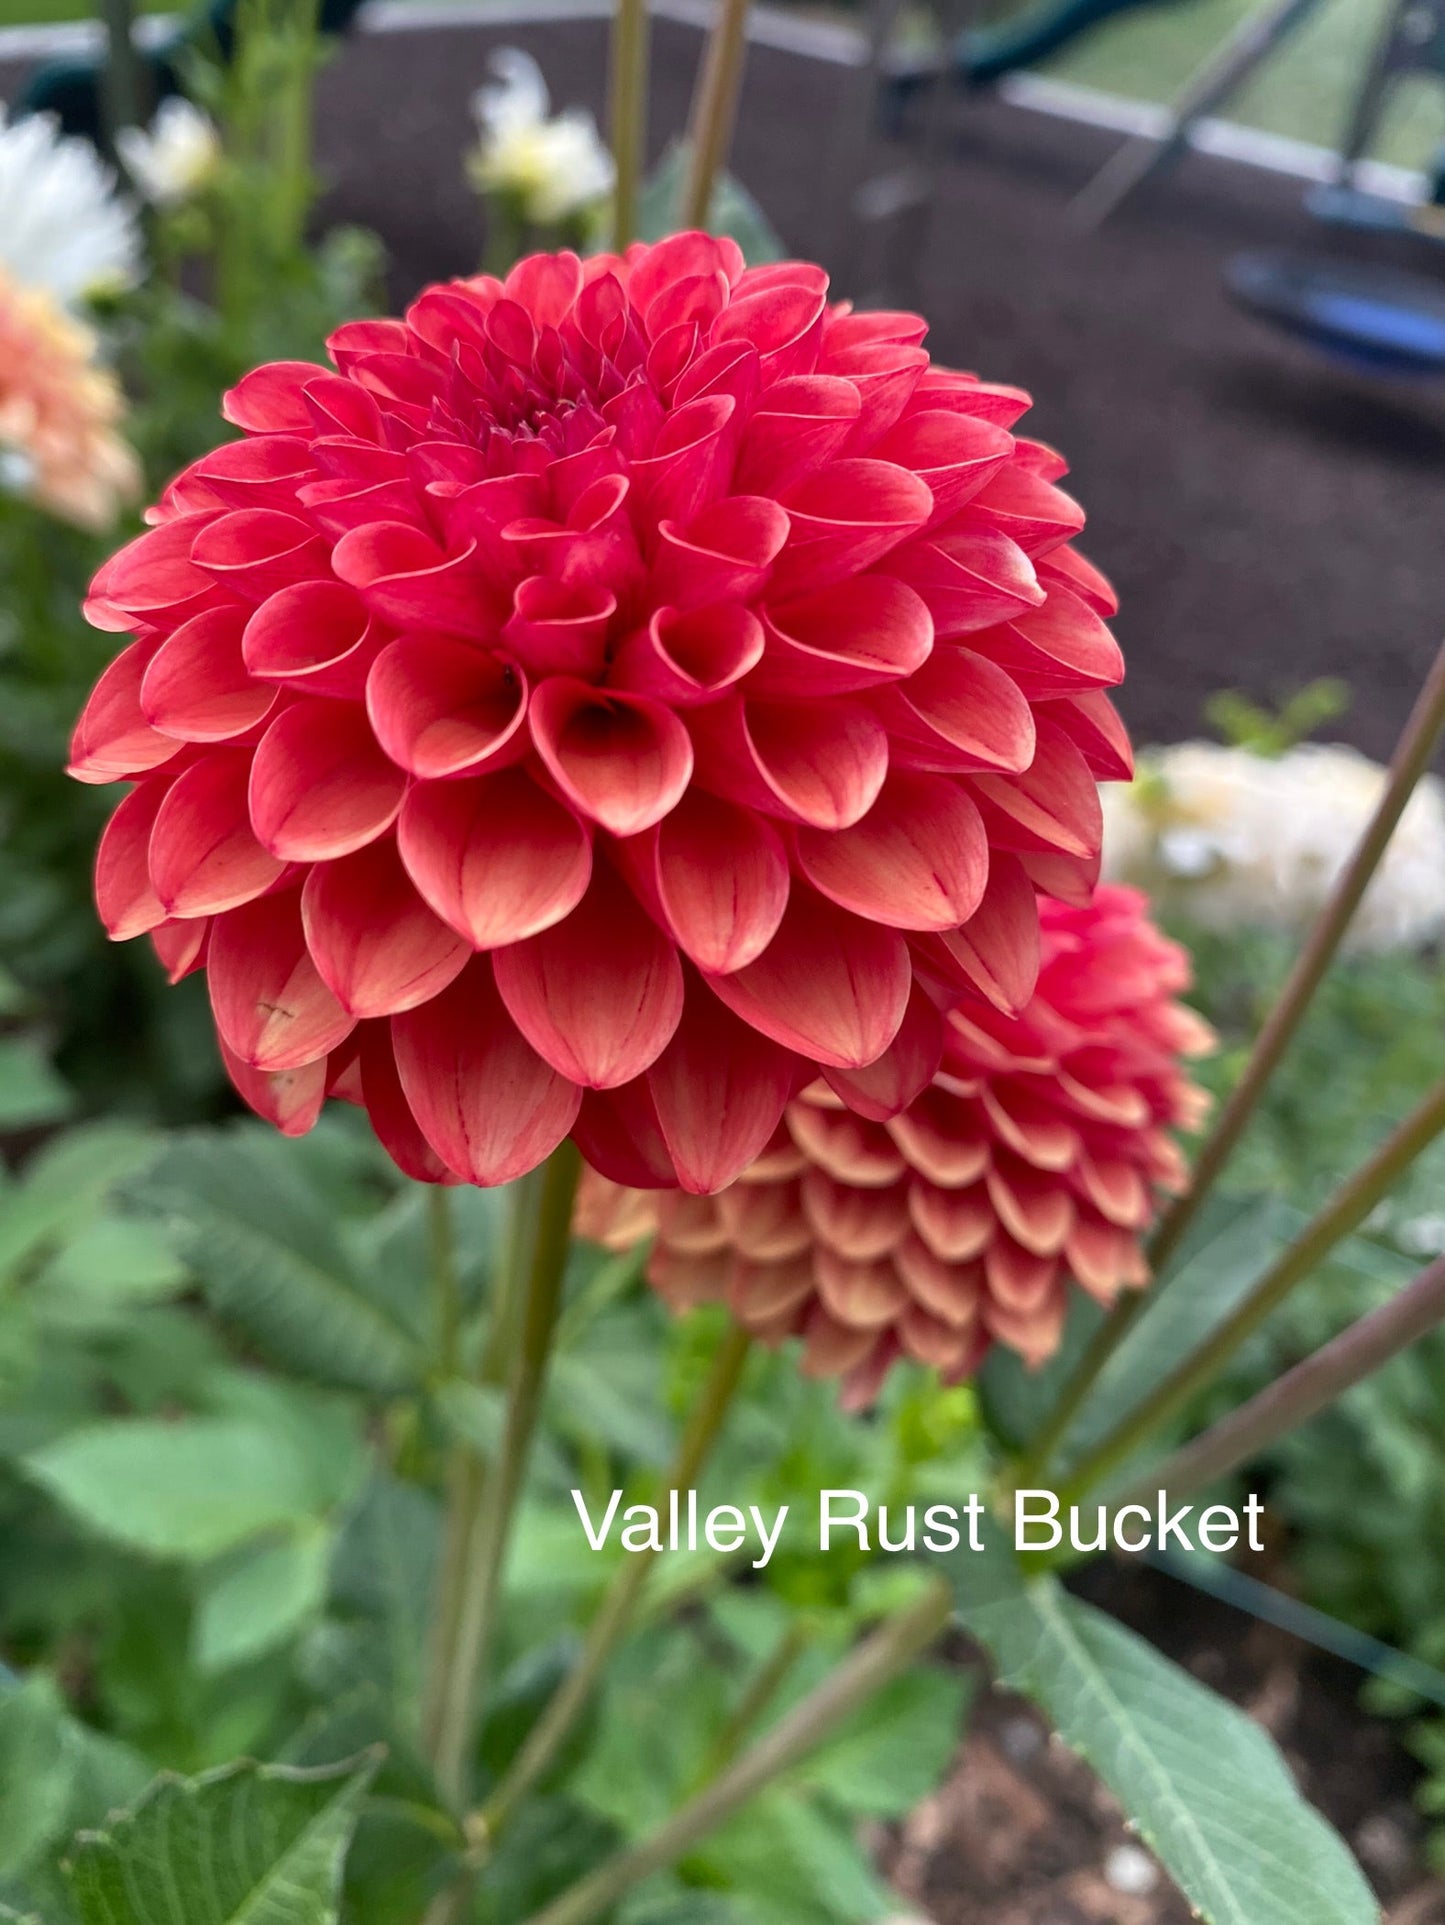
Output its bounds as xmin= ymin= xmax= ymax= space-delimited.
xmin=637 ymin=142 xmax=785 ymax=262
xmin=24 ymin=1419 xmax=328 ymax=1561
xmin=548 ymin=1347 xmax=674 ymax=1467
xmin=691 ymin=1791 xmax=895 ymax=1922
xmin=953 ymin=1544 xmax=1376 ymax=1925
xmin=432 ymin=1380 xmax=505 ymax=1456
xmin=796 ymin=1666 xmax=970 ymax=1818
xmin=0 ymin=1677 xmax=76 ymax=1880
xmin=0 ymin=1126 xmax=160 ymax=1283
xmin=129 ymin=1131 xmax=423 ymax=1395
xmin=193 ymin=1528 xmax=333 ymax=1672
xmin=65 ymin=1754 xmax=378 ymax=1925
xmin=36 ymin=1219 xmax=187 ymax=1308
xmin=329 ymin=1477 xmax=439 ymax=1723
xmin=0 ymin=1040 xmax=72 ymax=1131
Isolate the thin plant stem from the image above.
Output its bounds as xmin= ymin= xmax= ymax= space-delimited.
xmin=521 ymin=1580 xmax=953 ymax=1925
xmin=1128 ymin=1252 xmax=1445 ymax=1507
xmin=682 ymin=0 xmax=753 ymax=229
xmin=480 ymin=1323 xmax=753 ymax=1839
xmin=1056 ymin=1070 xmax=1445 ymax=1505
xmin=97 ymin=0 xmax=143 ymax=153
xmin=421 ymin=1171 xmax=540 ymax=1762
xmin=432 ymin=1142 xmax=582 ymax=1811
xmin=1019 ymin=635 xmax=1445 ymax=1480
xmin=609 ymin=0 xmax=651 ymax=247
xmin=694 ymin=1617 xmax=812 ymax=1786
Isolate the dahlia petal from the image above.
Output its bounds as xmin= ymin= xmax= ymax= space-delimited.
xmin=243 ymin=580 xmax=386 ymax=700
xmin=821 ymin=979 xmax=944 ymax=1120
xmin=970 ymin=585 xmax=1124 ymax=699
xmin=188 ymin=436 xmax=316 ymax=511
xmin=887 ymin=1088 xmax=989 ymax=1186
xmin=986 ymin=1155 xmax=1073 ymax=1256
xmin=896 ymin=1234 xmax=983 ymax=1326
xmin=645 ymin=979 xmax=797 ymax=1193
xmin=609 ymin=603 xmax=764 ymax=708
xmin=796 ymin=771 xmax=987 ymax=931
xmin=971 ymin=719 xmax=1103 ymax=861
xmin=529 ymin=678 xmax=693 ymax=837
xmin=220 ymin=1038 xmax=327 ymax=1138
xmin=873 ymin=410 xmax=1014 ymax=523
xmin=717 ymin=1180 xmax=812 ymax=1261
xmin=932 ymin=852 xmax=1041 ymax=1015
xmin=628 ymin=394 xmax=736 ymax=525
xmin=1019 ymin=846 xmax=1101 ymax=907
xmin=150 ymin=916 xmax=209 ymax=982
xmin=84 ymin=516 xmax=218 ymax=628
xmin=505 ymin=250 xmax=584 ymax=327
xmin=815 ymin=1248 xmax=909 ymax=1328
xmin=1041 ymin=689 xmax=1134 ymax=782
xmin=706 ymin=885 xmax=910 ymax=1070
xmin=879 ymin=527 xmax=1044 ymax=637
xmin=366 ymin=635 xmax=527 ymax=779
xmin=392 ymin=958 xmax=580 ymax=1185
xmin=689 ymin=696 xmax=888 ymax=831
xmin=803 ymin=1170 xmax=910 ymax=1260
xmin=770 ymin=459 xmax=933 ymax=598
xmin=644 ymin=788 xmax=790 ymax=974
xmin=1039 ymin=543 xmax=1119 ymax=616
xmin=714 ymin=277 xmax=828 ymax=379
xmin=332 ymin=523 xmax=495 ymax=639
xmin=503 ymin=577 xmax=614 ymax=679
xmin=140 ymin=608 xmax=275 ymax=742
xmin=149 ymin=750 xmax=287 ymax=916
xmin=398 ymin=768 xmax=592 ymax=951
xmin=800 ymin=1305 xmax=877 ymax=1377
xmin=733 ymin=374 xmax=860 ymax=495
xmin=730 ymin=1256 xmax=815 ymax=1320
xmin=573 ymin=1080 xmax=679 ymax=1187
xmin=898 ymin=1304 xmax=978 ymax=1372
xmin=209 ymin=890 xmax=355 ymax=1071
xmin=493 ymin=863 xmax=684 ymax=1089
xmin=984 ymin=1237 xmax=1057 ymax=1309
xmin=909 ymin=1181 xmax=993 ymax=1263
xmin=249 ymin=699 xmax=405 ymax=861
xmin=95 ymin=777 xmax=171 ymax=939
xmin=822 ymin=309 xmax=929 ymax=352
xmin=880 ymin=647 xmax=1035 ymax=776
xmin=787 ymin=1102 xmax=906 ymax=1187
xmin=658 ymin=1192 xmax=732 ymax=1256
xmin=358 ymin=1024 xmax=457 ymax=1184
xmin=913 ymin=368 xmax=1032 ymax=430
xmin=819 ymin=342 xmax=928 ymax=444
xmin=981 ymin=1081 xmax=1080 ymax=1171
xmin=983 ymin=1290 xmax=1068 ymax=1369
xmin=960 ymin=465 xmax=1085 ymax=557
xmin=650 ymin=495 xmax=790 ymax=610
xmin=190 ymin=510 xmax=328 ymax=605
xmin=221 ymin=360 xmax=327 ymax=433
xmin=750 ymin=576 xmax=933 ymax=698
xmin=1065 ymin=1213 xmax=1140 ymax=1302
xmin=1077 ymin=1152 xmax=1150 ymax=1229
xmin=68 ymin=638 xmax=178 ymax=783
xmin=301 ymin=839 xmax=469 ymax=1017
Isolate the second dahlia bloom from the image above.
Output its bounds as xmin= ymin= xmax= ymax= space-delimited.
xmin=0 ymin=267 xmax=139 ymax=529
xmin=581 ymin=887 xmax=1212 ymax=1401
xmin=70 ymin=235 xmax=1129 ymax=1192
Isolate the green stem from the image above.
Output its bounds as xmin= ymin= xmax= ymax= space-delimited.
xmin=480 ymin=1324 xmax=753 ymax=1839
xmin=695 ymin=1617 xmax=811 ymax=1786
xmin=1130 ymin=1250 xmax=1445 ymax=1507
xmin=609 ymin=0 xmax=652 ymax=247
xmin=432 ymin=1143 xmax=581 ymax=1812
xmin=682 ymin=0 xmax=753 ymax=229
xmin=1019 ymin=635 xmax=1445 ymax=1481
xmin=521 ymin=1580 xmax=953 ymax=1925
xmin=97 ymin=0 xmax=143 ymax=154
xmin=1056 ymin=1070 xmax=1445 ymax=1504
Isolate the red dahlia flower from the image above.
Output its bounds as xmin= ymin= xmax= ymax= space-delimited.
xmin=70 ymin=234 xmax=1130 ymax=1192
xmin=579 ymin=887 xmax=1212 ymax=1401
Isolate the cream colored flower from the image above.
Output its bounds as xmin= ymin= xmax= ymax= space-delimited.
xmin=0 ymin=265 xmax=139 ymax=529
xmin=117 ymin=98 xmax=220 ymax=209
xmin=0 ymin=106 xmax=140 ymax=305
xmin=1102 ymin=739 xmax=1445 ymax=954
xmin=468 ymin=49 xmax=615 ymax=226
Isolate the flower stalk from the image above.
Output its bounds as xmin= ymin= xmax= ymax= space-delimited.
xmin=521 ymin=1578 xmax=953 ymax=1925
xmin=1020 ymin=634 xmax=1445 ymax=1480
xmin=1129 ymin=1250 xmax=1445 ymax=1507
xmin=683 ymin=0 xmax=753 ymax=229
xmin=431 ymin=1142 xmax=582 ymax=1811
xmin=609 ymin=0 xmax=651 ymax=245
xmin=480 ymin=1322 xmax=752 ymax=1837
xmin=1056 ymin=1068 xmax=1445 ymax=1504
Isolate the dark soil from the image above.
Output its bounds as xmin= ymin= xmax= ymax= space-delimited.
xmin=881 ymin=1558 xmax=1444 ymax=1924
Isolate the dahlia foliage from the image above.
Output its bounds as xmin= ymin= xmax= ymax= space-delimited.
xmin=71 ymin=234 xmax=1131 ymax=1194
xmin=582 ymin=887 xmax=1212 ymax=1398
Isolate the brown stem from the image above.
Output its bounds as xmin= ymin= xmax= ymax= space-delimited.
xmin=682 ymin=0 xmax=753 ymax=230
xmin=609 ymin=0 xmax=652 ymax=247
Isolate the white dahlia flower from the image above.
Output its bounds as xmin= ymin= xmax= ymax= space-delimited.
xmin=0 ymin=107 xmax=140 ymax=305
xmin=117 ymin=97 xmax=220 ymax=209
xmin=468 ymin=48 xmax=615 ymax=226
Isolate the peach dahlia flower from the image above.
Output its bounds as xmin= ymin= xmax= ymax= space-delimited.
xmin=0 ymin=267 xmax=138 ymax=530
xmin=70 ymin=236 xmax=1129 ymax=1192
xmin=580 ymin=887 xmax=1212 ymax=1401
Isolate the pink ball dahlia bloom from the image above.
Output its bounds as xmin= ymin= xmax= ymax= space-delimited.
xmin=70 ymin=235 xmax=1130 ymax=1192
xmin=579 ymin=887 xmax=1213 ymax=1401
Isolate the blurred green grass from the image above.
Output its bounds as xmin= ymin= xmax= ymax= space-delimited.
xmin=2 ymin=0 xmax=1441 ymax=171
